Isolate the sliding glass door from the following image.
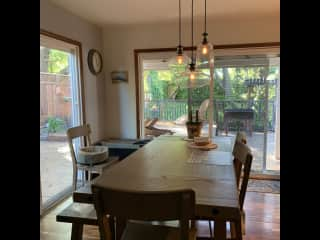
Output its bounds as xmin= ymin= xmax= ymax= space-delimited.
xmin=139 ymin=47 xmax=280 ymax=175
xmin=213 ymin=54 xmax=280 ymax=174
xmin=40 ymin=33 xmax=83 ymax=214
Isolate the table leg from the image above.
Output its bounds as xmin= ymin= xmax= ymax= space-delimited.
xmin=241 ymin=210 xmax=246 ymax=235
xmin=98 ymin=215 xmax=114 ymax=240
xmin=71 ymin=223 xmax=83 ymax=240
xmin=115 ymin=217 xmax=126 ymax=240
xmin=224 ymin=120 xmax=229 ymax=136
xmin=213 ymin=220 xmax=226 ymax=240
xmin=234 ymin=220 xmax=243 ymax=240
xmin=108 ymin=215 xmax=115 ymax=240
xmin=230 ymin=221 xmax=236 ymax=239
xmin=191 ymin=219 xmax=196 ymax=228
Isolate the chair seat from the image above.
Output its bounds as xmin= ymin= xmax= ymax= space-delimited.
xmin=121 ymin=221 xmax=197 ymax=240
xmin=76 ymin=156 xmax=119 ymax=172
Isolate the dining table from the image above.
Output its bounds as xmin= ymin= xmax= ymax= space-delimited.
xmin=73 ymin=135 xmax=241 ymax=240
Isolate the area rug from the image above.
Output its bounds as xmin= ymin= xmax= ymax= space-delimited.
xmin=247 ymin=179 xmax=280 ymax=194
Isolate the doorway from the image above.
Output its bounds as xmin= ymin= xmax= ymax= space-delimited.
xmin=40 ymin=31 xmax=84 ymax=214
xmin=136 ymin=45 xmax=280 ymax=176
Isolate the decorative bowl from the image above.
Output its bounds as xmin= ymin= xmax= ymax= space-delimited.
xmin=78 ymin=146 xmax=109 ymax=165
xmin=194 ymin=136 xmax=210 ymax=146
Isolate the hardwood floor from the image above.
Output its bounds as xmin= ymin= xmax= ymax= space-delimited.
xmin=40 ymin=192 xmax=280 ymax=240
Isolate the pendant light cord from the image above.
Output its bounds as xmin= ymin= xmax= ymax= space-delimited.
xmin=191 ymin=0 xmax=194 ymax=62
xmin=205 ymin=0 xmax=207 ymax=32
xmin=179 ymin=0 xmax=181 ymax=46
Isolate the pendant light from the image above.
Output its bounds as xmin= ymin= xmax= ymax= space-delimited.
xmin=196 ymin=0 xmax=214 ymax=68
xmin=168 ymin=0 xmax=190 ymax=69
xmin=178 ymin=0 xmax=210 ymax=89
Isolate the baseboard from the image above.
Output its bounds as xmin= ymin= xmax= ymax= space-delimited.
xmin=249 ymin=173 xmax=280 ymax=181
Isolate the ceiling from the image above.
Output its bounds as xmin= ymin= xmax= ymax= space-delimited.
xmin=48 ymin=0 xmax=279 ymax=26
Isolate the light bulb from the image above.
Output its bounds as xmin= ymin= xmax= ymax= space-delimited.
xmin=190 ymin=72 xmax=195 ymax=80
xmin=202 ymin=46 xmax=208 ymax=55
xmin=177 ymin=55 xmax=183 ymax=64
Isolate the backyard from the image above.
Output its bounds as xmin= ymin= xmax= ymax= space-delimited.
xmin=143 ymin=61 xmax=280 ymax=173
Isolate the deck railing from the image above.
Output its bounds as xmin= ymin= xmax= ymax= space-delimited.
xmin=144 ymin=99 xmax=276 ymax=132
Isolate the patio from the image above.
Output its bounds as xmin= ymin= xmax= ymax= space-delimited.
xmin=40 ymin=140 xmax=72 ymax=205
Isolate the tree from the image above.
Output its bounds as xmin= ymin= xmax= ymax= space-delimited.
xmin=40 ymin=47 xmax=69 ymax=74
xmin=48 ymin=49 xmax=69 ymax=74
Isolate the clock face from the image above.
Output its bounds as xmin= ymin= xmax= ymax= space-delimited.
xmin=88 ymin=49 xmax=102 ymax=75
xmin=93 ymin=52 xmax=101 ymax=72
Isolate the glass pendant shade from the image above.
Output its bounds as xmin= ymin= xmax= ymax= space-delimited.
xmin=196 ymin=34 xmax=214 ymax=68
xmin=176 ymin=63 xmax=210 ymax=89
xmin=168 ymin=48 xmax=191 ymax=69
xmin=169 ymin=0 xmax=190 ymax=70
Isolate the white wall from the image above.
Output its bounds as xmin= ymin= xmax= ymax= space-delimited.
xmin=40 ymin=0 xmax=105 ymax=142
xmin=102 ymin=15 xmax=280 ymax=139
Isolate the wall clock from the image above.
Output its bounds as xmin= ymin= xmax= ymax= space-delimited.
xmin=87 ymin=49 xmax=103 ymax=75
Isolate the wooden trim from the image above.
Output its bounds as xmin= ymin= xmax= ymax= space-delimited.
xmin=134 ymin=47 xmax=197 ymax=138
xmin=249 ymin=173 xmax=280 ymax=181
xmin=214 ymin=42 xmax=280 ymax=49
xmin=40 ymin=29 xmax=86 ymax=128
xmin=40 ymin=29 xmax=82 ymax=46
xmin=134 ymin=42 xmax=280 ymax=138
xmin=134 ymin=51 xmax=140 ymax=138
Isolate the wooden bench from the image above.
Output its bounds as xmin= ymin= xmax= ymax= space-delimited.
xmin=56 ymin=202 xmax=98 ymax=240
xmin=73 ymin=183 xmax=93 ymax=204
xmin=56 ymin=197 xmax=229 ymax=240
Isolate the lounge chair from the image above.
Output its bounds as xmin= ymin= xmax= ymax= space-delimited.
xmin=174 ymin=99 xmax=210 ymax=125
xmin=144 ymin=118 xmax=174 ymax=137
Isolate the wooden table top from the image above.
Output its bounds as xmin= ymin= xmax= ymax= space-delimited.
xmin=92 ymin=136 xmax=239 ymax=214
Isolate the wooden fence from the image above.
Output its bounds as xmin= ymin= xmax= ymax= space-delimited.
xmin=40 ymin=73 xmax=72 ymax=126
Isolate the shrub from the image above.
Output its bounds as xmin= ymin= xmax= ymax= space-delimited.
xmin=47 ymin=117 xmax=65 ymax=133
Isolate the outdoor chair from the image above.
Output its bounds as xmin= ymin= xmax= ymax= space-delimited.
xmin=174 ymin=99 xmax=210 ymax=125
xmin=144 ymin=118 xmax=174 ymax=137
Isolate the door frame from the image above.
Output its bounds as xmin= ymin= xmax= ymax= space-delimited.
xmin=134 ymin=42 xmax=280 ymax=138
xmin=134 ymin=42 xmax=280 ymax=178
xmin=40 ymin=29 xmax=86 ymax=214
xmin=40 ymin=29 xmax=86 ymax=125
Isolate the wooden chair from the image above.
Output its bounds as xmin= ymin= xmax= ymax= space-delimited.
xmin=67 ymin=124 xmax=116 ymax=191
xmin=235 ymin=131 xmax=247 ymax=145
xmin=92 ymin=186 xmax=197 ymax=240
xmin=231 ymin=141 xmax=253 ymax=236
xmin=234 ymin=131 xmax=247 ymax=186
xmin=203 ymin=140 xmax=252 ymax=239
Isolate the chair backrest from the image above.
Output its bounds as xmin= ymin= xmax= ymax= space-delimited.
xmin=198 ymin=99 xmax=210 ymax=120
xmin=92 ymin=186 xmax=195 ymax=240
xmin=235 ymin=131 xmax=247 ymax=144
xmin=232 ymin=132 xmax=247 ymax=185
xmin=232 ymin=141 xmax=253 ymax=210
xmin=66 ymin=124 xmax=92 ymax=190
